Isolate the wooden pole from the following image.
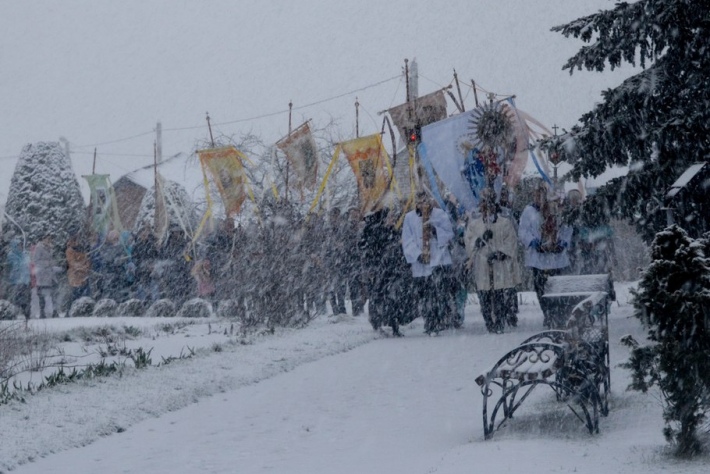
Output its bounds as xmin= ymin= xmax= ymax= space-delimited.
xmin=154 ymin=140 xmax=158 ymax=234
xmin=404 ymin=58 xmax=420 ymax=193
xmin=552 ymin=124 xmax=560 ymax=192
xmin=206 ymin=112 xmax=215 ymax=148
xmin=355 ymin=97 xmax=360 ymax=138
xmin=471 ymin=80 xmax=479 ymax=108
xmin=92 ymin=148 xmax=97 ymax=174
xmin=404 ymin=59 xmax=411 ymax=111
xmin=453 ymin=69 xmax=465 ymax=112
xmin=285 ymin=101 xmax=292 ymax=203
xmin=288 ymin=100 xmax=293 ymax=134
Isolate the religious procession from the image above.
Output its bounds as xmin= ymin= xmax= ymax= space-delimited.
xmin=0 ymin=62 xmax=615 ymax=333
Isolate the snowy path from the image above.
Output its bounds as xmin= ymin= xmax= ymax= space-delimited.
xmin=5 ymin=286 xmax=710 ymax=473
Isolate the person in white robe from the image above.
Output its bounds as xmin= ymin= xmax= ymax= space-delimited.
xmin=401 ymin=191 xmax=455 ymax=334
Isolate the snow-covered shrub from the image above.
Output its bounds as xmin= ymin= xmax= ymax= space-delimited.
xmin=0 ymin=322 xmax=24 ymax=380
xmin=69 ymin=297 xmax=95 ymax=318
xmin=145 ymin=299 xmax=176 ymax=318
xmin=0 ymin=300 xmax=20 ymax=321
xmin=117 ymin=299 xmax=145 ymax=317
xmin=625 ymin=225 xmax=710 ymax=456
xmin=93 ymin=299 xmax=118 ymax=318
xmin=133 ymin=177 xmax=198 ymax=236
xmin=216 ymin=299 xmax=241 ymax=319
xmin=176 ymin=298 xmax=212 ymax=318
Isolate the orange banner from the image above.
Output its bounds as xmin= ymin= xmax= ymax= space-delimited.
xmin=341 ymin=134 xmax=392 ymax=214
xmin=198 ymin=146 xmax=247 ymax=216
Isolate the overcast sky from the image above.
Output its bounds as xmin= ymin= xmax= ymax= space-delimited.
xmin=0 ymin=0 xmax=635 ymax=201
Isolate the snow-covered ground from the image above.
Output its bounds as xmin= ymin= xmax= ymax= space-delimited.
xmin=2 ymin=283 xmax=709 ymax=473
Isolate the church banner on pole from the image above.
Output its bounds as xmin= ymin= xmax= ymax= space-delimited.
xmin=387 ymin=89 xmax=448 ymax=143
xmin=198 ymin=146 xmax=248 ymax=217
xmin=340 ymin=134 xmax=392 ymax=214
xmin=83 ymin=174 xmax=122 ymax=235
xmin=275 ymin=121 xmax=319 ymax=191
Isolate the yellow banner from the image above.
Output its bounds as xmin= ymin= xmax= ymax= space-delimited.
xmin=198 ymin=146 xmax=247 ymax=217
xmin=341 ymin=134 xmax=392 ymax=214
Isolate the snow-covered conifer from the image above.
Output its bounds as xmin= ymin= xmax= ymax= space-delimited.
xmin=627 ymin=225 xmax=710 ymax=456
xmin=4 ymin=142 xmax=85 ymax=247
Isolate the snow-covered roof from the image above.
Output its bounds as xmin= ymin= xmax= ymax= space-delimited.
xmin=668 ymin=162 xmax=707 ymax=193
xmin=116 ymin=152 xmax=205 ymax=201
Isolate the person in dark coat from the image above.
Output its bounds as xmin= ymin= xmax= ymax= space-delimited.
xmin=132 ymin=225 xmax=160 ymax=303
xmin=98 ymin=230 xmax=129 ymax=302
xmin=343 ymin=207 xmax=366 ymax=316
xmin=324 ymin=207 xmax=348 ymax=315
xmin=360 ymin=204 xmax=409 ymax=336
xmin=160 ymin=226 xmax=193 ymax=307
xmin=203 ymin=217 xmax=236 ymax=304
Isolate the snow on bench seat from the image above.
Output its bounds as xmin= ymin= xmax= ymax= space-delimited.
xmin=475 ymin=342 xmax=565 ymax=387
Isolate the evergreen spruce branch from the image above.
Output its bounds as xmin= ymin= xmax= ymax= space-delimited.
xmin=551 ymin=1 xmax=702 ymax=73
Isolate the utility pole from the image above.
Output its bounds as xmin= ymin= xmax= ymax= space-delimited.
xmin=156 ymin=121 xmax=163 ymax=164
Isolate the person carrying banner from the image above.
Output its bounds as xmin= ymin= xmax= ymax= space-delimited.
xmin=360 ymin=198 xmax=409 ymax=336
xmin=444 ymin=193 xmax=468 ymax=328
xmin=401 ymin=190 xmax=455 ymax=335
xmin=518 ymin=182 xmax=572 ymax=327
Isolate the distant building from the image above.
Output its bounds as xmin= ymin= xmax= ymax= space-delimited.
xmin=665 ymin=162 xmax=710 ymax=238
xmin=112 ymin=174 xmax=148 ymax=230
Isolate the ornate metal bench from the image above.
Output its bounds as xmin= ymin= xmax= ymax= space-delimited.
xmin=476 ymin=287 xmax=611 ymax=439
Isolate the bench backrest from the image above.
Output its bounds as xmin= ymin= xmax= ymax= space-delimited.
xmin=544 ymin=274 xmax=614 ymax=298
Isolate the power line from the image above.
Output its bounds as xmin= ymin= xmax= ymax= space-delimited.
xmin=71 ymin=151 xmax=154 ymax=158
xmin=72 ymin=130 xmax=155 ymax=149
xmin=70 ymin=74 xmax=402 ymax=150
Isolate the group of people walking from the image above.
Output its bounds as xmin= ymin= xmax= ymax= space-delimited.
xmin=2 ymin=225 xmax=195 ymax=319
xmin=391 ymin=188 xmax=521 ymax=336
xmin=1 ymin=181 xmax=614 ymax=330
xmin=366 ymin=181 xmax=614 ymax=336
